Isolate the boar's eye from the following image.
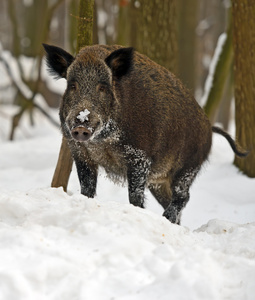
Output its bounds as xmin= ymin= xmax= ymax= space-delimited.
xmin=96 ymin=82 xmax=108 ymax=93
xmin=68 ymin=81 xmax=77 ymax=91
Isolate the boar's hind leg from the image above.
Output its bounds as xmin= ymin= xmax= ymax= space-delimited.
xmin=75 ymin=160 xmax=98 ymax=198
xmin=163 ymin=167 xmax=200 ymax=225
xmin=148 ymin=181 xmax=172 ymax=210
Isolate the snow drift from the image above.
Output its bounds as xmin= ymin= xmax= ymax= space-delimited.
xmin=1 ymin=188 xmax=255 ymax=300
xmin=0 ymin=107 xmax=255 ymax=300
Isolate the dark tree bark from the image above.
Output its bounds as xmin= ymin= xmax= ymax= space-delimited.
xmin=177 ymin=0 xmax=199 ymax=92
xmin=232 ymin=0 xmax=255 ymax=177
xmin=129 ymin=0 xmax=178 ymax=73
xmin=76 ymin=0 xmax=94 ymax=52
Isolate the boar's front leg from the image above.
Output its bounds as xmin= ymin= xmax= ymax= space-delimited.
xmin=75 ymin=159 xmax=98 ymax=198
xmin=126 ymin=149 xmax=151 ymax=208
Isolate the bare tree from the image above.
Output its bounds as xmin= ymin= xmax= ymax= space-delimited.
xmin=177 ymin=0 xmax=199 ymax=92
xmin=0 ymin=0 xmax=65 ymax=140
xmin=116 ymin=0 xmax=178 ymax=73
xmin=130 ymin=0 xmax=178 ymax=73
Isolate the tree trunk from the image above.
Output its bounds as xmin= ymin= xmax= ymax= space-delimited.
xmin=232 ymin=0 xmax=255 ymax=177
xmin=216 ymin=65 xmax=234 ymax=131
xmin=129 ymin=0 xmax=178 ymax=73
xmin=76 ymin=0 xmax=94 ymax=52
xmin=51 ymin=0 xmax=95 ymax=191
xmin=116 ymin=0 xmax=130 ymax=46
xmin=177 ymin=0 xmax=199 ymax=92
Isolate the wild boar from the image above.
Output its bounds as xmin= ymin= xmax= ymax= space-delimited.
xmin=43 ymin=44 xmax=247 ymax=224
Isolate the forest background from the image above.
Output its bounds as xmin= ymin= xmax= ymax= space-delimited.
xmin=0 ymin=3 xmax=255 ymax=298
xmin=0 ymin=0 xmax=254 ymax=177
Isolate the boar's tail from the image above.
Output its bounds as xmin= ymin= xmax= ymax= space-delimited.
xmin=212 ymin=126 xmax=249 ymax=157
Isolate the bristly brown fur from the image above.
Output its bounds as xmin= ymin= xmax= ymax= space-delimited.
xmin=43 ymin=43 xmax=247 ymax=224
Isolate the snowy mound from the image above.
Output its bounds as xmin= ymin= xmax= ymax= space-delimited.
xmin=0 ymin=107 xmax=255 ymax=299
xmin=0 ymin=188 xmax=255 ymax=300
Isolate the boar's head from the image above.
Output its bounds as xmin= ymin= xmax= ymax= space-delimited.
xmin=43 ymin=44 xmax=133 ymax=143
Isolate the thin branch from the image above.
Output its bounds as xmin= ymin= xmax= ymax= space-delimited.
xmin=0 ymin=55 xmax=59 ymax=133
xmin=34 ymin=103 xmax=59 ymax=127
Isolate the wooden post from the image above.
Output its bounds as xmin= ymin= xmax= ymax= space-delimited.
xmin=51 ymin=137 xmax=73 ymax=191
xmin=51 ymin=0 xmax=95 ymax=191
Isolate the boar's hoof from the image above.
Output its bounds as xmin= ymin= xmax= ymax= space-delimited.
xmin=71 ymin=126 xmax=92 ymax=141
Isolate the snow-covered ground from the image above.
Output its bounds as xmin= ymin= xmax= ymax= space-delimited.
xmin=0 ymin=106 xmax=255 ymax=300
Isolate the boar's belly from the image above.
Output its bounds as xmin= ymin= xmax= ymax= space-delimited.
xmin=87 ymin=144 xmax=127 ymax=181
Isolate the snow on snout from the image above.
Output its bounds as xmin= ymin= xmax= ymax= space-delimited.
xmin=76 ymin=109 xmax=90 ymax=123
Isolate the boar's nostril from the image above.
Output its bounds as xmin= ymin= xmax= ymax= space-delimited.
xmin=71 ymin=126 xmax=92 ymax=141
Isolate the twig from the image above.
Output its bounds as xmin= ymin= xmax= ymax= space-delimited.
xmin=0 ymin=54 xmax=59 ymax=137
xmin=34 ymin=103 xmax=59 ymax=127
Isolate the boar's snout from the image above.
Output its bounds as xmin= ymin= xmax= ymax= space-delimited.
xmin=71 ymin=126 xmax=92 ymax=142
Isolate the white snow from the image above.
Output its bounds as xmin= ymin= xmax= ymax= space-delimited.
xmin=76 ymin=109 xmax=90 ymax=123
xmin=0 ymin=106 xmax=255 ymax=300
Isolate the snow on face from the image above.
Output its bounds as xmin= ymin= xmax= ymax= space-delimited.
xmin=76 ymin=109 xmax=90 ymax=123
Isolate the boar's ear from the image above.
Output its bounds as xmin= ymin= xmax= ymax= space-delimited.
xmin=42 ymin=44 xmax=74 ymax=79
xmin=105 ymin=47 xmax=134 ymax=78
